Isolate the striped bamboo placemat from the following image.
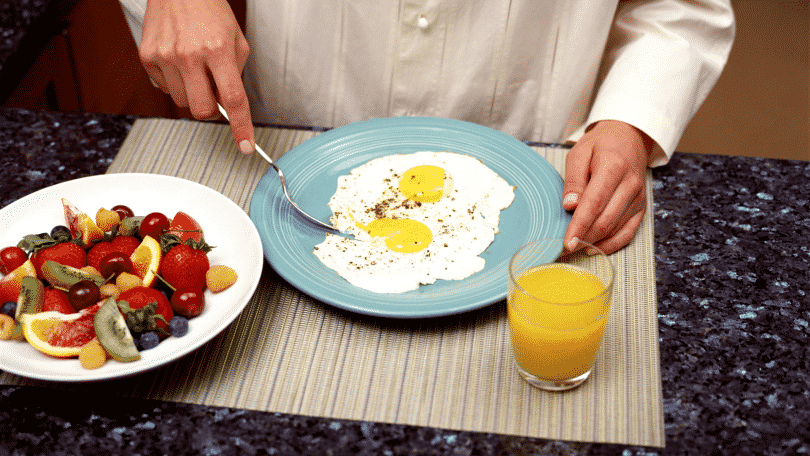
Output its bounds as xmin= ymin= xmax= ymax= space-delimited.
xmin=0 ymin=118 xmax=664 ymax=448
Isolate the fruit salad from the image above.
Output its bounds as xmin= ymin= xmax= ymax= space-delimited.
xmin=0 ymin=199 xmax=238 ymax=370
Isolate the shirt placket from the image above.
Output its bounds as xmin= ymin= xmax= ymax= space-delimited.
xmin=389 ymin=0 xmax=446 ymax=117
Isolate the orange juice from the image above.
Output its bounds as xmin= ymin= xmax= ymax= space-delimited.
xmin=508 ymin=263 xmax=611 ymax=382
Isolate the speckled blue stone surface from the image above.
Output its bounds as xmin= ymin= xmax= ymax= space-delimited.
xmin=0 ymin=108 xmax=133 ymax=208
xmin=0 ymin=0 xmax=49 ymax=75
xmin=0 ymin=108 xmax=808 ymax=455
xmin=651 ymin=154 xmax=809 ymax=455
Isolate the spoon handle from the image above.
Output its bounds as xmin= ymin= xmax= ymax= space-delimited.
xmin=216 ymin=104 xmax=274 ymax=164
xmin=216 ymin=104 xmax=337 ymax=232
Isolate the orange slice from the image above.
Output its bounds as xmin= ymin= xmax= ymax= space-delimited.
xmin=130 ymin=236 xmax=162 ymax=287
xmin=0 ymin=259 xmax=37 ymax=304
xmin=21 ymin=311 xmax=86 ymax=358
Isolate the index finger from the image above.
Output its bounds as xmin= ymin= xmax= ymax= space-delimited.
xmin=209 ymin=59 xmax=255 ymax=154
xmin=563 ymin=159 xmax=625 ymax=250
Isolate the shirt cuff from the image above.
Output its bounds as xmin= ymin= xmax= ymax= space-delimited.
xmin=567 ymin=97 xmax=676 ymax=168
xmin=117 ymin=0 xmax=148 ymax=45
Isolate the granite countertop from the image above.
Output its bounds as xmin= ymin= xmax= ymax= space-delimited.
xmin=0 ymin=0 xmax=78 ymax=104
xmin=0 ymin=108 xmax=808 ymax=455
xmin=0 ymin=0 xmax=49 ymax=74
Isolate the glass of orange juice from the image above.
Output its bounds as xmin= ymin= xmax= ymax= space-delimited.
xmin=507 ymin=238 xmax=614 ymax=391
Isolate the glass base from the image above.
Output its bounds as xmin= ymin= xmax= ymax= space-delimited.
xmin=515 ymin=363 xmax=592 ymax=391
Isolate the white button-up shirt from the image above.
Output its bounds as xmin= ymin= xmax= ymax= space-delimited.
xmin=119 ymin=0 xmax=735 ymax=166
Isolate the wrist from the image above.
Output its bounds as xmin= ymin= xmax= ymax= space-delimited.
xmin=588 ymin=120 xmax=655 ymax=160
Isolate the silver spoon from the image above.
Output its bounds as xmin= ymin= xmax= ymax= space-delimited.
xmin=217 ymin=103 xmax=337 ymax=231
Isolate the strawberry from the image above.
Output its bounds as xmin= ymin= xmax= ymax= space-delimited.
xmin=86 ymin=241 xmax=117 ymax=272
xmin=117 ymin=286 xmax=174 ymax=336
xmin=166 ymin=211 xmax=204 ymax=243
xmin=42 ymin=287 xmax=74 ymax=314
xmin=30 ymin=242 xmax=86 ymax=279
xmin=159 ymin=243 xmax=210 ymax=291
xmin=88 ymin=236 xmax=141 ymax=271
xmin=111 ymin=236 xmax=140 ymax=257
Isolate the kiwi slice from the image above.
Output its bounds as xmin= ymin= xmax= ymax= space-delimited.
xmin=41 ymin=261 xmax=105 ymax=289
xmin=118 ymin=216 xmax=145 ymax=237
xmin=11 ymin=277 xmax=45 ymax=340
xmin=15 ymin=276 xmax=44 ymax=318
xmin=94 ymin=297 xmax=140 ymax=362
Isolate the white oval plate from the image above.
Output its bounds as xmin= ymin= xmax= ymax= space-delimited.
xmin=0 ymin=174 xmax=263 ymax=382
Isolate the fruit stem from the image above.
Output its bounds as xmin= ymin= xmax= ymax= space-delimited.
xmin=152 ymin=270 xmax=176 ymax=292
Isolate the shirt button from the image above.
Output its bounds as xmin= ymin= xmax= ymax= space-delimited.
xmin=417 ymin=15 xmax=429 ymax=30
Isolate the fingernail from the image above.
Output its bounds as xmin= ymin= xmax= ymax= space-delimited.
xmin=239 ymin=140 xmax=254 ymax=154
xmin=567 ymin=236 xmax=580 ymax=251
xmin=563 ymin=193 xmax=578 ymax=206
xmin=585 ymin=248 xmax=599 ymax=256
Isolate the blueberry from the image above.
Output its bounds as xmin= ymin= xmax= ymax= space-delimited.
xmin=50 ymin=225 xmax=71 ymax=240
xmin=168 ymin=316 xmax=189 ymax=337
xmin=0 ymin=301 xmax=16 ymax=317
xmin=139 ymin=331 xmax=160 ymax=350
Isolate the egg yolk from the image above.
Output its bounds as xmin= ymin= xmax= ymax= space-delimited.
xmin=399 ymin=165 xmax=446 ymax=203
xmin=357 ymin=218 xmax=433 ymax=253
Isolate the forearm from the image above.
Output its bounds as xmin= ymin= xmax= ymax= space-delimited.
xmin=582 ymin=0 xmax=736 ymax=166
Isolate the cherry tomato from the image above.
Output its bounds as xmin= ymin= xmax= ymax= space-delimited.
xmin=0 ymin=246 xmax=27 ymax=275
xmin=111 ymin=204 xmax=135 ymax=220
xmin=170 ymin=288 xmax=205 ymax=317
xmin=99 ymin=252 xmax=133 ymax=280
xmin=68 ymin=280 xmax=101 ymax=311
xmin=139 ymin=212 xmax=170 ymax=241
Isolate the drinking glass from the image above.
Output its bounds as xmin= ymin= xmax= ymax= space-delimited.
xmin=507 ymin=238 xmax=615 ymax=391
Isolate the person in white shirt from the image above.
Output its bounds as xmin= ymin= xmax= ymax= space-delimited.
xmin=117 ymin=0 xmax=734 ymax=254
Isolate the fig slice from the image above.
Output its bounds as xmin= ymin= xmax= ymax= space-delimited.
xmin=94 ymin=297 xmax=140 ymax=363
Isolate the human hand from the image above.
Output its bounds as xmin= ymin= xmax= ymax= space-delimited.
xmin=139 ymin=0 xmax=255 ymax=154
xmin=562 ymin=120 xmax=654 ymax=255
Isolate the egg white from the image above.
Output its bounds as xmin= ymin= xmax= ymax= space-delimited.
xmin=313 ymin=151 xmax=515 ymax=294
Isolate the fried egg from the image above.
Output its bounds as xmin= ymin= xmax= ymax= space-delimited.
xmin=313 ymin=151 xmax=515 ymax=293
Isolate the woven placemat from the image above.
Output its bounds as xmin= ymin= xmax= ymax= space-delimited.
xmin=0 ymin=118 xmax=664 ymax=447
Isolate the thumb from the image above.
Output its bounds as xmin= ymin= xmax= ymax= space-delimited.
xmin=562 ymin=140 xmax=593 ymax=211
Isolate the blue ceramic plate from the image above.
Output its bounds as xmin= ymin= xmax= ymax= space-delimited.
xmin=249 ymin=117 xmax=570 ymax=318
